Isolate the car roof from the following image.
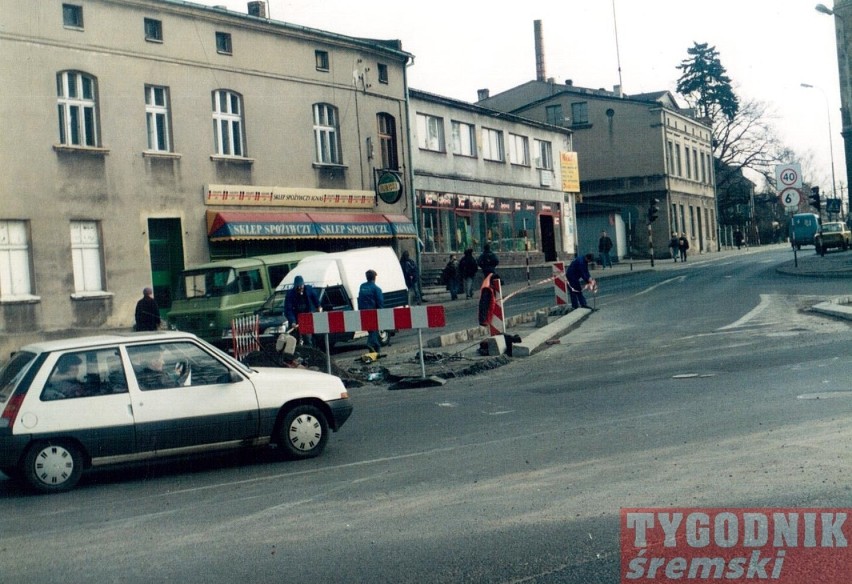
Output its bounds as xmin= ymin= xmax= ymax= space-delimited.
xmin=18 ymin=331 xmax=202 ymax=354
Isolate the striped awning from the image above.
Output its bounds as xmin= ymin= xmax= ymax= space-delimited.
xmin=206 ymin=210 xmax=416 ymax=241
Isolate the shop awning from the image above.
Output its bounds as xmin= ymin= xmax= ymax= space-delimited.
xmin=383 ymin=214 xmax=418 ymax=238
xmin=307 ymin=212 xmax=393 ymax=239
xmin=207 ymin=211 xmax=317 ymax=241
xmin=206 ymin=210 xmax=417 ymax=241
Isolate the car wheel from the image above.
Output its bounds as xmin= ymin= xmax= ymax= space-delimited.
xmin=277 ymin=405 xmax=329 ymax=459
xmin=21 ymin=441 xmax=84 ymax=494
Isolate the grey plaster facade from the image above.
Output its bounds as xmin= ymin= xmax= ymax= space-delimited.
xmin=0 ymin=0 xmax=414 ymax=357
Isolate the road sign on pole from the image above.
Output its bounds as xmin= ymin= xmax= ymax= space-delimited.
xmin=778 ymin=187 xmax=801 ymax=209
xmin=775 ymin=163 xmax=803 ymax=191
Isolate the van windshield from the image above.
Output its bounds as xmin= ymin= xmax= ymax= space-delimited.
xmin=178 ymin=268 xmax=239 ymax=299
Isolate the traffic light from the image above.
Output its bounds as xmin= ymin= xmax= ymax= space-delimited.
xmin=810 ymin=186 xmax=821 ymax=210
xmin=648 ymin=198 xmax=660 ymax=223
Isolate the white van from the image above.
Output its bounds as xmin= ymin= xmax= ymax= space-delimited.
xmin=257 ymin=247 xmax=408 ymax=347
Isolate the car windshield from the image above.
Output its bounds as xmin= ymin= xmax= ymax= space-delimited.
xmin=822 ymin=224 xmax=841 ymax=233
xmin=259 ymin=291 xmax=286 ymax=315
xmin=0 ymin=351 xmax=37 ymax=398
xmin=178 ymin=268 xmax=239 ymax=299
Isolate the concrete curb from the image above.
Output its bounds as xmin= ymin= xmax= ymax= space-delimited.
xmin=512 ymin=308 xmax=592 ymax=357
xmin=812 ymin=296 xmax=852 ymax=321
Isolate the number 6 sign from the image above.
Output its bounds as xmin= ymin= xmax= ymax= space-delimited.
xmin=779 ymin=187 xmax=800 ymax=207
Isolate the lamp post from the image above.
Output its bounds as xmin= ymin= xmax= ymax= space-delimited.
xmin=800 ymin=83 xmax=839 ymax=206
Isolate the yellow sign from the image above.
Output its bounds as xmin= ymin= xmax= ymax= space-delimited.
xmin=205 ymin=185 xmax=374 ymax=208
xmin=560 ymin=151 xmax=580 ymax=193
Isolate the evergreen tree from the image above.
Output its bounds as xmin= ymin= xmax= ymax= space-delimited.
xmin=676 ymin=42 xmax=739 ymax=122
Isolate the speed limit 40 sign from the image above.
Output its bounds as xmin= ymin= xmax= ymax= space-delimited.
xmin=775 ymin=163 xmax=803 ymax=190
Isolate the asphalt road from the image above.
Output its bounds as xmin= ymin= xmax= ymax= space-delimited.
xmin=2 ymin=247 xmax=851 ymax=583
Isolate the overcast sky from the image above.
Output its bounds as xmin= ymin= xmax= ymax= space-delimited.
xmin=205 ymin=0 xmax=846 ymax=198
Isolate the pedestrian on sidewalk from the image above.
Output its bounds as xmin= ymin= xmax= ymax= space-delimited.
xmin=477 ymin=244 xmax=499 ymax=277
xmin=441 ymin=254 xmax=461 ymax=300
xmin=734 ymin=228 xmax=744 ymax=250
xmin=400 ymin=250 xmax=421 ymax=305
xmin=357 ymin=269 xmax=384 ymax=353
xmin=459 ymin=248 xmax=479 ymax=299
xmin=566 ymin=254 xmax=596 ymax=309
xmin=134 ymin=287 xmax=161 ymax=331
xmin=669 ymin=233 xmax=679 ymax=262
xmin=678 ymin=233 xmax=690 ymax=262
xmin=598 ymin=230 xmax=614 ymax=268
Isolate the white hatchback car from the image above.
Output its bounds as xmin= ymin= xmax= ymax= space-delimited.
xmin=0 ymin=331 xmax=352 ymax=493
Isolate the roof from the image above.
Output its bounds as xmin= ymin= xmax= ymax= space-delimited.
xmin=18 ymin=331 xmax=202 ymax=354
xmin=478 ymin=80 xmax=685 ymax=116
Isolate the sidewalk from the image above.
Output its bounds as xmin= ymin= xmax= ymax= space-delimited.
xmin=364 ymin=245 xmax=852 ymax=387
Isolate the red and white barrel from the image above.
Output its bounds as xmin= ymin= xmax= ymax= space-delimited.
xmin=553 ymin=261 xmax=567 ymax=305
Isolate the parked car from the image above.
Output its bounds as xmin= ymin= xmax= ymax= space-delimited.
xmin=814 ymin=221 xmax=851 ymax=255
xmin=0 ymin=331 xmax=352 ymax=493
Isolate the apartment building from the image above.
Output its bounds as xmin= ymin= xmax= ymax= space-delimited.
xmin=0 ymin=0 xmax=414 ymax=355
xmin=478 ymin=80 xmax=718 ymax=258
xmin=409 ymin=89 xmax=576 ymax=279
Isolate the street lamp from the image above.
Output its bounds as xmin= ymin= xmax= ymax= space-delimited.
xmin=800 ymin=82 xmax=838 ymax=204
xmin=815 ymin=3 xmax=834 ymax=16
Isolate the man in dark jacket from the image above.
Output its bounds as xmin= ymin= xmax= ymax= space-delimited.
xmin=357 ymin=270 xmax=384 ymax=353
xmin=400 ymin=250 xmax=421 ymax=305
xmin=566 ymin=254 xmax=595 ymax=309
xmin=284 ymin=275 xmax=320 ymax=347
xmin=134 ymin=287 xmax=161 ymax=331
xmin=477 ymin=244 xmax=499 ymax=276
xmin=598 ymin=230 xmax=613 ymax=268
xmin=458 ymin=248 xmax=479 ymax=299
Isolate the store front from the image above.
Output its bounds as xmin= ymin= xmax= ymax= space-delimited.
xmin=417 ymin=191 xmax=562 ymax=259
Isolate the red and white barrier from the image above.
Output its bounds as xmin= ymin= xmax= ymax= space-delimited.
xmin=298 ymin=305 xmax=446 ymax=334
xmin=553 ymin=261 xmax=567 ymax=306
xmin=231 ymin=314 xmax=260 ymax=361
xmin=488 ymin=278 xmax=505 ymax=336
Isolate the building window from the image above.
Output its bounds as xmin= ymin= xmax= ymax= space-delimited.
xmin=215 ymin=32 xmax=232 ymax=55
xmin=70 ymin=221 xmax=103 ymax=293
xmin=571 ymin=102 xmax=589 ymax=125
xmin=451 ymin=121 xmax=476 ymax=157
xmin=693 ymin=149 xmax=700 ymax=182
xmin=534 ymin=139 xmax=553 ymax=170
xmin=416 ymin=113 xmax=445 ymax=152
xmin=144 ymin=18 xmax=163 ymax=42
xmin=0 ymin=220 xmax=33 ymax=299
xmin=212 ymin=89 xmax=244 ymax=156
xmin=313 ymin=103 xmax=341 ymax=164
xmin=508 ymin=133 xmax=529 ymax=166
xmin=685 ymin=145 xmax=692 ymax=179
xmin=315 ymin=50 xmax=329 ymax=71
xmin=145 ymin=85 xmax=171 ymax=152
xmin=545 ymin=104 xmax=564 ymax=126
xmin=481 ymin=127 xmax=504 ymax=162
xmin=675 ymin=144 xmax=683 ymax=176
xmin=57 ymin=71 xmax=98 ymax=147
xmin=62 ymin=4 xmax=83 ymax=28
xmin=377 ymin=63 xmax=388 ymax=84
xmin=377 ymin=113 xmax=398 ymax=170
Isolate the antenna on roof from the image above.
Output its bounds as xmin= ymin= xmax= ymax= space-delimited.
xmin=612 ymin=0 xmax=624 ymax=95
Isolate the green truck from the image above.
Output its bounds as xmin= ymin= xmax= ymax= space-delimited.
xmin=167 ymin=252 xmax=322 ymax=348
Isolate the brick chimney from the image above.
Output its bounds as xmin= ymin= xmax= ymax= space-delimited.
xmin=534 ymin=20 xmax=546 ymax=82
xmin=477 ymin=89 xmax=490 ymax=101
